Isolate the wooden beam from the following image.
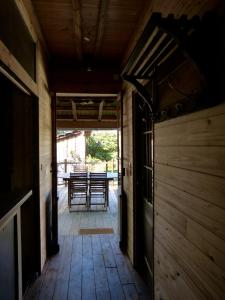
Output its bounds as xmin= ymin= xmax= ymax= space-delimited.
xmin=18 ymin=0 xmax=49 ymax=56
xmin=0 ymin=40 xmax=38 ymax=96
xmin=71 ymin=101 xmax=78 ymax=120
xmin=94 ymin=0 xmax=109 ymax=59
xmin=71 ymin=0 xmax=82 ymax=61
xmin=56 ymin=115 xmax=117 ymax=121
xmin=57 ymin=120 xmax=118 ymax=129
xmin=98 ymin=100 xmax=104 ymax=121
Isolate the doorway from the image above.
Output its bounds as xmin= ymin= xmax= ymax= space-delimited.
xmin=56 ymin=129 xmax=119 ymax=235
xmin=133 ymin=92 xmax=154 ymax=296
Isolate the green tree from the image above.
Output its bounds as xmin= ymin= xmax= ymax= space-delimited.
xmin=86 ymin=132 xmax=117 ymax=162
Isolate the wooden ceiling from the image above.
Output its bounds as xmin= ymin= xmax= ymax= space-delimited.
xmin=31 ymin=0 xmax=148 ymax=67
xmin=31 ymin=0 xmax=220 ymax=68
xmin=30 ymin=0 xmax=221 ymax=128
xmin=56 ymin=95 xmax=119 ymax=129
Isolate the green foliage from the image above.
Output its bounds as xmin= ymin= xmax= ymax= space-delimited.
xmin=86 ymin=132 xmax=117 ymax=162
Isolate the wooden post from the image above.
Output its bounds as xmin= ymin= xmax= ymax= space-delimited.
xmin=50 ymin=92 xmax=59 ymax=255
xmin=64 ymin=159 xmax=67 ymax=186
xmin=64 ymin=158 xmax=68 ymax=172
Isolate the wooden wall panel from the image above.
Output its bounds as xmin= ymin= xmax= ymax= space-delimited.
xmin=122 ymin=84 xmax=134 ymax=262
xmin=37 ymin=44 xmax=52 ymax=269
xmin=0 ymin=1 xmax=52 ymax=270
xmin=154 ymin=102 xmax=225 ymax=300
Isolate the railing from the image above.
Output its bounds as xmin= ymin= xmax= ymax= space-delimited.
xmin=0 ymin=190 xmax=32 ymax=300
xmin=57 ymin=159 xmax=118 ymax=185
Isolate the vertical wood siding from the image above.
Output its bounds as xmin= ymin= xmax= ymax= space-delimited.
xmin=122 ymin=84 xmax=134 ymax=262
xmin=37 ymin=45 xmax=52 ymax=269
xmin=0 ymin=1 xmax=52 ymax=269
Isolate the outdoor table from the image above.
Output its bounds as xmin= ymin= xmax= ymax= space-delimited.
xmin=60 ymin=172 xmax=117 ymax=209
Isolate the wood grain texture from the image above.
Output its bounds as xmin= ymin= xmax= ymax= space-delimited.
xmin=155 ymin=100 xmax=225 ymax=299
xmin=155 ymin=214 xmax=225 ymax=300
xmin=155 ymin=145 xmax=225 ymax=178
xmin=25 ymin=186 xmax=150 ymax=299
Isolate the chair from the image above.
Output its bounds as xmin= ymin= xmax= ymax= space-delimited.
xmin=89 ymin=172 xmax=108 ymax=209
xmin=68 ymin=172 xmax=88 ymax=211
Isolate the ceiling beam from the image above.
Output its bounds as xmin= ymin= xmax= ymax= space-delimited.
xmin=56 ymin=106 xmax=116 ymax=111
xmin=98 ymin=100 xmax=104 ymax=121
xmin=71 ymin=0 xmax=82 ymax=61
xmin=56 ymin=115 xmax=117 ymax=121
xmin=57 ymin=120 xmax=118 ymax=129
xmin=94 ymin=0 xmax=109 ymax=60
xmin=71 ymin=101 xmax=78 ymax=120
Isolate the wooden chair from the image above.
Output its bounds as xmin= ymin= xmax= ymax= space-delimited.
xmin=89 ymin=172 xmax=107 ymax=208
xmin=68 ymin=172 xmax=88 ymax=211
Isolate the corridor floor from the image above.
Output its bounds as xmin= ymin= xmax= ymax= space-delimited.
xmin=25 ymin=186 xmax=150 ymax=299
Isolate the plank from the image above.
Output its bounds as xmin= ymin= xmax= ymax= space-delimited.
xmin=155 ymin=113 xmax=225 ymax=146
xmin=95 ymin=290 xmax=111 ymax=300
xmin=155 ymin=163 xmax=225 ymax=209
xmin=0 ymin=40 xmax=38 ymax=96
xmin=100 ymin=235 xmax=116 ymax=267
xmin=155 ymin=214 xmax=225 ymax=299
xmin=186 ymin=219 xmax=225 ymax=272
xmin=106 ymin=267 xmax=125 ymax=300
xmin=123 ymin=284 xmax=139 ymax=300
xmin=82 ymin=235 xmax=96 ymax=300
xmin=92 ymin=235 xmax=102 ymax=255
xmin=156 ymin=196 xmax=225 ymax=271
xmin=53 ymin=236 xmax=73 ymax=300
xmin=24 ymin=261 xmax=48 ymax=300
xmin=155 ymin=241 xmax=202 ymax=300
xmin=155 ymin=102 xmax=225 ymax=129
xmin=109 ymin=234 xmax=122 ymax=256
xmin=68 ymin=236 xmax=83 ymax=300
xmin=115 ymin=254 xmax=134 ymax=284
xmin=155 ymin=180 xmax=225 ymax=240
xmin=93 ymin=254 xmax=110 ymax=297
xmin=155 ymin=145 xmax=225 ymax=178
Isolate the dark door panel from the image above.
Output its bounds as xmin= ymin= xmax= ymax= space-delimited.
xmin=133 ymin=92 xmax=154 ymax=298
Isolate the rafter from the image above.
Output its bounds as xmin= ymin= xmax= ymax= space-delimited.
xmin=57 ymin=120 xmax=118 ymax=129
xmin=98 ymin=100 xmax=104 ymax=121
xmin=94 ymin=0 xmax=109 ymax=60
xmin=71 ymin=0 xmax=82 ymax=61
xmin=71 ymin=101 xmax=78 ymax=120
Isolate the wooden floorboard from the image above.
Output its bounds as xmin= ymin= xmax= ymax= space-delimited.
xmin=25 ymin=184 xmax=150 ymax=299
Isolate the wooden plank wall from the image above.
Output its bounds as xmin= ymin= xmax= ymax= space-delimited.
xmin=0 ymin=1 xmax=52 ymax=269
xmin=154 ymin=102 xmax=225 ymax=300
xmin=122 ymin=84 xmax=134 ymax=262
xmin=37 ymin=43 xmax=52 ymax=269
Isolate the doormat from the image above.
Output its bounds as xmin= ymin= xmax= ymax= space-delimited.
xmin=79 ymin=228 xmax=114 ymax=235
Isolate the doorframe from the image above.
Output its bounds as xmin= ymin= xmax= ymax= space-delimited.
xmin=132 ymin=90 xmax=143 ymax=270
xmin=132 ymin=80 xmax=156 ymax=297
xmin=50 ymin=92 xmax=59 ymax=255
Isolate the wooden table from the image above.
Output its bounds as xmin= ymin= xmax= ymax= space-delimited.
xmin=61 ymin=172 xmax=117 ymax=210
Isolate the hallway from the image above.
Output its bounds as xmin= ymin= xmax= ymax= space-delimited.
xmin=25 ymin=186 xmax=150 ymax=300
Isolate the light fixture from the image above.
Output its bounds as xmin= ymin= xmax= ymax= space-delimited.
xmin=83 ymin=36 xmax=91 ymax=42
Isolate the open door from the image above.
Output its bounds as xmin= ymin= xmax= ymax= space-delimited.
xmin=117 ymin=92 xmax=127 ymax=251
xmin=133 ymin=91 xmax=154 ymax=297
xmin=49 ymin=93 xmax=59 ymax=255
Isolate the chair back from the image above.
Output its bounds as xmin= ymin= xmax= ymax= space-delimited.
xmin=89 ymin=172 xmax=107 ymax=192
xmin=69 ymin=172 xmax=88 ymax=192
xmin=70 ymin=172 xmax=87 ymax=178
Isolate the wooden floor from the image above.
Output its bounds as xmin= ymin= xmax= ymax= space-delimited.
xmin=57 ymin=184 xmax=118 ymax=234
xmin=25 ymin=185 xmax=150 ymax=300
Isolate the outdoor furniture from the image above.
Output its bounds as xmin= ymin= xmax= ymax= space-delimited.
xmin=63 ymin=172 xmax=117 ymax=211
xmin=68 ymin=172 xmax=88 ymax=211
xmin=89 ymin=172 xmax=108 ymax=208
